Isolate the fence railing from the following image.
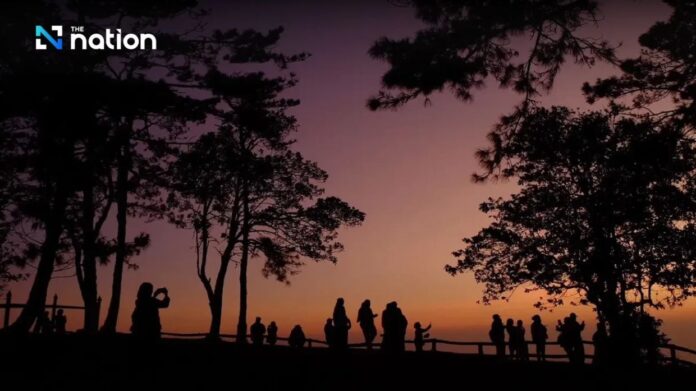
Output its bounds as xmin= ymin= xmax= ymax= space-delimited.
xmin=4 ymin=294 xmax=694 ymax=368
xmin=2 ymin=291 xmax=101 ymax=329
xmin=159 ymin=332 xmax=696 ymax=367
xmin=662 ymin=344 xmax=696 ymax=367
xmin=161 ymin=332 xmax=331 ymax=348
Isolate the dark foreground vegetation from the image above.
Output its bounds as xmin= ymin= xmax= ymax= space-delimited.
xmin=0 ymin=335 xmax=694 ymax=391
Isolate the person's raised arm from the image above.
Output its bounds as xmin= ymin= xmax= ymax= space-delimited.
xmin=158 ymin=295 xmax=170 ymax=308
xmin=155 ymin=288 xmax=170 ymax=308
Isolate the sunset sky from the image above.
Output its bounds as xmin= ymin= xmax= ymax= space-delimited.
xmin=9 ymin=0 xmax=696 ymax=350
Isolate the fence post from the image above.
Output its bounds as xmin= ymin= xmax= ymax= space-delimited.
xmin=51 ymin=294 xmax=58 ymax=320
xmin=96 ymin=296 xmax=102 ymax=327
xmin=670 ymin=346 xmax=677 ymax=366
xmin=431 ymin=340 xmax=437 ymax=352
xmin=478 ymin=343 xmax=484 ymax=356
xmin=3 ymin=291 xmax=11 ymax=328
xmin=307 ymin=339 xmax=312 ymax=348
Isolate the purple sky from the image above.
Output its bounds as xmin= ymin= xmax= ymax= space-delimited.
xmin=10 ymin=0 xmax=696 ymax=350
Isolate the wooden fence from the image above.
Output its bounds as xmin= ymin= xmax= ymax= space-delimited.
xmin=160 ymin=331 xmax=696 ymax=367
xmin=3 ymin=294 xmax=694 ymax=368
xmin=2 ymin=291 xmax=100 ymax=329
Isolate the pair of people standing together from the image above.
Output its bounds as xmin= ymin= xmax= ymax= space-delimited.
xmin=326 ymin=298 xmax=352 ymax=349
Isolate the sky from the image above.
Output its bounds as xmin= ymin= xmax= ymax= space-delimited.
xmin=8 ymin=0 xmax=696 ymax=351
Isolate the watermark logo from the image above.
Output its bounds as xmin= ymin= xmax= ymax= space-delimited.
xmin=34 ymin=25 xmax=157 ymax=51
xmin=35 ymin=25 xmax=63 ymax=50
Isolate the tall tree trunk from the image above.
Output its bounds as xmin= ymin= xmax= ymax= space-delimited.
xmin=101 ymin=130 xmax=130 ymax=333
xmin=588 ymin=217 xmax=641 ymax=364
xmin=208 ymin=295 xmax=222 ymax=338
xmin=80 ymin=175 xmax=99 ymax=333
xmin=209 ymin=250 xmax=232 ymax=340
xmin=236 ymin=244 xmax=249 ymax=343
xmin=8 ymin=187 xmax=68 ymax=333
xmin=196 ymin=208 xmax=223 ymax=340
xmin=235 ymin=189 xmax=250 ymax=344
xmin=598 ymin=276 xmax=641 ymax=366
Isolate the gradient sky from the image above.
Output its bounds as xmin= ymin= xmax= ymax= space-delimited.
xmin=9 ymin=0 xmax=696 ymax=350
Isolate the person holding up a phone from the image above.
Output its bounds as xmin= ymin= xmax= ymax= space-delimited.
xmin=131 ymin=282 xmax=171 ymax=339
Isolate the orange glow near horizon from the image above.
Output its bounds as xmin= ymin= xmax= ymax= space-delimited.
xmin=6 ymin=0 xmax=696 ymax=348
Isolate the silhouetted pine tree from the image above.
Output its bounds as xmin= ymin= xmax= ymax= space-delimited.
xmin=369 ymin=0 xmax=615 ymax=110
xmin=169 ymin=70 xmax=364 ymax=340
xmin=584 ymin=0 xmax=696 ymax=128
xmin=447 ymin=107 xmax=696 ymax=363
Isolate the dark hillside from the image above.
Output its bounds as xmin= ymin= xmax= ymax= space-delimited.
xmin=0 ymin=335 xmax=692 ymax=391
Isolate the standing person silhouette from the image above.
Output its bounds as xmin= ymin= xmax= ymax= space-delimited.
xmin=381 ymin=302 xmax=396 ymax=352
xmin=324 ymin=318 xmax=335 ymax=349
xmin=516 ymin=320 xmax=529 ymax=360
xmin=289 ymin=325 xmax=306 ymax=348
xmin=267 ymin=321 xmax=278 ymax=346
xmin=557 ymin=317 xmax=572 ymax=360
xmin=53 ymin=309 xmax=67 ymax=335
xmin=381 ymin=301 xmax=406 ymax=352
xmin=505 ymin=318 xmax=518 ymax=358
xmin=413 ymin=322 xmax=431 ymax=353
xmin=332 ymin=298 xmax=351 ymax=349
xmin=357 ymin=300 xmax=378 ymax=349
xmin=638 ymin=314 xmax=660 ymax=366
xmin=592 ymin=321 xmax=609 ymax=366
xmin=489 ymin=314 xmax=506 ymax=357
xmin=34 ymin=311 xmax=52 ymax=334
xmin=566 ymin=313 xmax=586 ymax=364
xmin=250 ymin=317 xmax=266 ymax=346
xmin=530 ymin=315 xmax=548 ymax=361
xmin=130 ymin=282 xmax=170 ymax=340
xmin=394 ymin=303 xmax=408 ymax=352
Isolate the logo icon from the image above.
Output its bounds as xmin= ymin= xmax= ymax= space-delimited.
xmin=35 ymin=25 xmax=63 ymax=50
xmin=33 ymin=25 xmax=157 ymax=51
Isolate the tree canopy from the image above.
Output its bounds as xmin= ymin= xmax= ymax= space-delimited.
xmin=169 ymin=65 xmax=364 ymax=339
xmin=446 ymin=107 xmax=696 ymax=329
xmin=584 ymin=0 xmax=696 ymax=127
xmin=0 ymin=0 xmax=318 ymax=333
xmin=369 ymin=0 xmax=614 ymax=110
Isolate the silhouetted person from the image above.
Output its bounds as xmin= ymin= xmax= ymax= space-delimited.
xmin=414 ymin=322 xmax=431 ymax=353
xmin=267 ymin=321 xmax=278 ymax=346
xmin=381 ymin=302 xmax=395 ymax=352
xmin=556 ymin=317 xmax=571 ymax=359
xmin=613 ymin=313 xmax=641 ymax=365
xmin=130 ymin=282 xmax=170 ymax=339
xmin=53 ymin=309 xmax=67 ymax=335
xmin=395 ymin=303 xmax=408 ymax=352
xmin=332 ymin=298 xmax=351 ymax=349
xmin=638 ymin=314 xmax=660 ymax=366
xmin=506 ymin=318 xmax=518 ymax=358
xmin=250 ymin=317 xmax=266 ymax=346
xmin=381 ymin=301 xmax=407 ymax=353
xmin=592 ymin=322 xmax=609 ymax=366
xmin=324 ymin=318 xmax=335 ymax=349
xmin=289 ymin=325 xmax=306 ymax=349
xmin=530 ymin=315 xmax=548 ymax=361
xmin=516 ymin=320 xmax=529 ymax=360
xmin=566 ymin=313 xmax=586 ymax=364
xmin=489 ymin=314 xmax=506 ymax=357
xmin=34 ymin=311 xmax=52 ymax=335
xmin=357 ymin=299 xmax=378 ymax=349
